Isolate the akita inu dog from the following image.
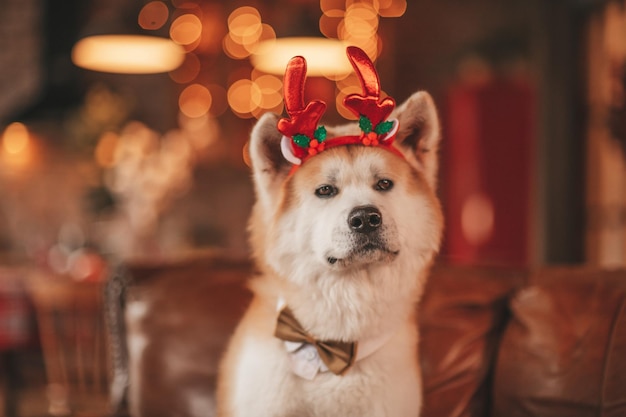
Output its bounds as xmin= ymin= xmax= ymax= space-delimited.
xmin=217 ymin=46 xmax=443 ymax=417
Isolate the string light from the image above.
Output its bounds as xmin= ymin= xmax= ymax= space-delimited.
xmin=165 ymin=1 xmax=407 ymax=119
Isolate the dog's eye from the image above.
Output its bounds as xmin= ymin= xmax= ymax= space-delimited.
xmin=315 ymin=185 xmax=338 ymax=198
xmin=375 ymin=179 xmax=394 ymax=191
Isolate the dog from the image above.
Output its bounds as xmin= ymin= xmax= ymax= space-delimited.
xmin=217 ymin=46 xmax=443 ymax=417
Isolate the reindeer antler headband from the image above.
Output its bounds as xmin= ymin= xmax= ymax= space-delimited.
xmin=278 ymin=46 xmax=402 ymax=166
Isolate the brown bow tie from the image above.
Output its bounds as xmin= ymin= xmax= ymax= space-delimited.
xmin=274 ymin=307 xmax=357 ymax=375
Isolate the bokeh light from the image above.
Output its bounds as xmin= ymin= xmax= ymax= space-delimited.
xmin=227 ymin=79 xmax=263 ymax=117
xmin=170 ymin=14 xmax=203 ymax=46
xmin=72 ymin=35 xmax=185 ymax=74
xmin=251 ymin=37 xmax=352 ymax=77
xmin=224 ymin=6 xmax=274 ymax=59
xmin=379 ymin=0 xmax=407 ymax=18
xmin=1 ymin=122 xmax=34 ymax=167
xmin=338 ymin=2 xmax=380 ymax=59
xmin=2 ymin=122 xmax=29 ymax=155
xmin=95 ymin=131 xmax=119 ymax=168
xmin=223 ymin=33 xmax=252 ymax=59
xmin=243 ymin=24 xmax=276 ymax=54
xmin=461 ymin=193 xmax=495 ymax=245
xmin=228 ymin=8 xmax=262 ymax=44
xmin=319 ymin=14 xmax=342 ymax=38
xmin=138 ymin=1 xmax=169 ymax=30
xmin=253 ymin=74 xmax=283 ymax=110
xmin=179 ymin=83 xmax=213 ymax=118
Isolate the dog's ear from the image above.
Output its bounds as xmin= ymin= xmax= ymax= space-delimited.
xmin=248 ymin=112 xmax=293 ymax=212
xmin=392 ymin=91 xmax=441 ymax=190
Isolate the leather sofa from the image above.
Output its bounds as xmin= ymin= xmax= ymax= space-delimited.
xmin=106 ymin=256 xmax=626 ymax=417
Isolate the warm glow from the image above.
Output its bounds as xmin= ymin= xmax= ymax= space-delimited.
xmin=1 ymin=122 xmax=33 ymax=168
xmin=321 ymin=0 xmax=345 ymax=14
xmin=336 ymin=79 xmax=361 ymax=119
xmin=243 ymin=24 xmax=276 ymax=54
xmin=254 ymin=74 xmax=283 ymax=109
xmin=179 ymin=84 xmax=213 ymax=118
xmin=170 ymin=14 xmax=203 ymax=46
xmin=319 ymin=14 xmax=342 ymax=38
xmin=378 ymin=0 xmax=407 ymax=18
xmin=95 ymin=132 xmax=119 ymax=168
xmin=223 ymin=33 xmax=252 ymax=59
xmin=338 ymin=3 xmax=380 ymax=60
xmin=227 ymin=79 xmax=262 ymax=116
xmin=251 ymin=37 xmax=352 ymax=77
xmin=228 ymin=6 xmax=261 ymax=29
xmin=138 ymin=1 xmax=169 ymax=30
xmin=2 ymin=122 xmax=29 ymax=155
xmin=344 ymin=2 xmax=379 ymax=38
xmin=224 ymin=7 xmax=273 ymax=59
xmin=72 ymin=35 xmax=185 ymax=74
xmin=228 ymin=9 xmax=262 ymax=44
xmin=461 ymin=193 xmax=495 ymax=246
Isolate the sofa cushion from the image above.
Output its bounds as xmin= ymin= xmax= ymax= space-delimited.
xmin=493 ymin=267 xmax=626 ymax=417
xmin=419 ymin=264 xmax=526 ymax=417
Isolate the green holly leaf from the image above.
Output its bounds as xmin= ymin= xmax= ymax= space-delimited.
xmin=375 ymin=120 xmax=393 ymax=135
xmin=359 ymin=115 xmax=373 ymax=133
xmin=314 ymin=126 xmax=327 ymax=142
xmin=293 ymin=134 xmax=310 ymax=148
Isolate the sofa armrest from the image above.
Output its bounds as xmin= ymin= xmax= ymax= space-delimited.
xmin=419 ymin=264 xmax=526 ymax=417
xmin=493 ymin=267 xmax=626 ymax=417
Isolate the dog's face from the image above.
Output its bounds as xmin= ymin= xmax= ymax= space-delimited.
xmin=248 ymin=91 xmax=443 ymax=289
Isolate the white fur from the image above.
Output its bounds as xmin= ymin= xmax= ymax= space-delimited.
xmin=217 ymin=91 xmax=443 ymax=417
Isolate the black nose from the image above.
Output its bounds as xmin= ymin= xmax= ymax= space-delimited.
xmin=348 ymin=205 xmax=382 ymax=234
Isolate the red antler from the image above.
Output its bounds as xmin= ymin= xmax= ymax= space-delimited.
xmin=277 ymin=56 xmax=327 ymax=158
xmin=276 ymin=47 xmax=402 ymax=167
xmin=344 ymin=46 xmax=395 ymax=128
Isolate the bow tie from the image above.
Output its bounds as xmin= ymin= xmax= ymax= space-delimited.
xmin=274 ymin=307 xmax=357 ymax=376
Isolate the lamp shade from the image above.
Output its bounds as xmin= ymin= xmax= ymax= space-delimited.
xmin=250 ymin=37 xmax=352 ymax=77
xmin=72 ymin=35 xmax=185 ymax=74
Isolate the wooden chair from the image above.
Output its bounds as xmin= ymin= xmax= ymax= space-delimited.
xmin=27 ymin=272 xmax=110 ymax=416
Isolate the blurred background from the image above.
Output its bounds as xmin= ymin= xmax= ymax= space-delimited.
xmin=0 ymin=0 xmax=625 ymax=415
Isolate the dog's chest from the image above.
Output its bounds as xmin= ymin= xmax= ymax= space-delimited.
xmin=230 ymin=316 xmax=421 ymax=417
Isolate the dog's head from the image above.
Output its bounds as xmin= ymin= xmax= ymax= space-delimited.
xmin=246 ymin=48 xmax=442 ymax=301
xmin=247 ymin=89 xmax=443 ymax=286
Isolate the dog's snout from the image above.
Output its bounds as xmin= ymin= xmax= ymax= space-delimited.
xmin=348 ymin=205 xmax=382 ymax=233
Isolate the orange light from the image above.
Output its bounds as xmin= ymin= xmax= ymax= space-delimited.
xmin=461 ymin=193 xmax=495 ymax=246
xmin=254 ymin=74 xmax=283 ymax=109
xmin=95 ymin=132 xmax=119 ymax=168
xmin=138 ymin=1 xmax=169 ymax=30
xmin=179 ymin=84 xmax=212 ymax=118
xmin=344 ymin=3 xmax=379 ymax=38
xmin=228 ymin=79 xmax=262 ymax=116
xmin=379 ymin=0 xmax=407 ymax=18
xmin=320 ymin=0 xmax=346 ymax=14
xmin=72 ymin=35 xmax=185 ymax=74
xmin=243 ymin=24 xmax=276 ymax=54
xmin=228 ymin=6 xmax=261 ymax=30
xmin=319 ymin=14 xmax=342 ymax=39
xmin=251 ymin=38 xmax=352 ymax=78
xmin=170 ymin=14 xmax=203 ymax=46
xmin=223 ymin=33 xmax=252 ymax=59
xmin=1 ymin=122 xmax=33 ymax=168
xmin=228 ymin=9 xmax=262 ymax=44
xmin=2 ymin=122 xmax=29 ymax=155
